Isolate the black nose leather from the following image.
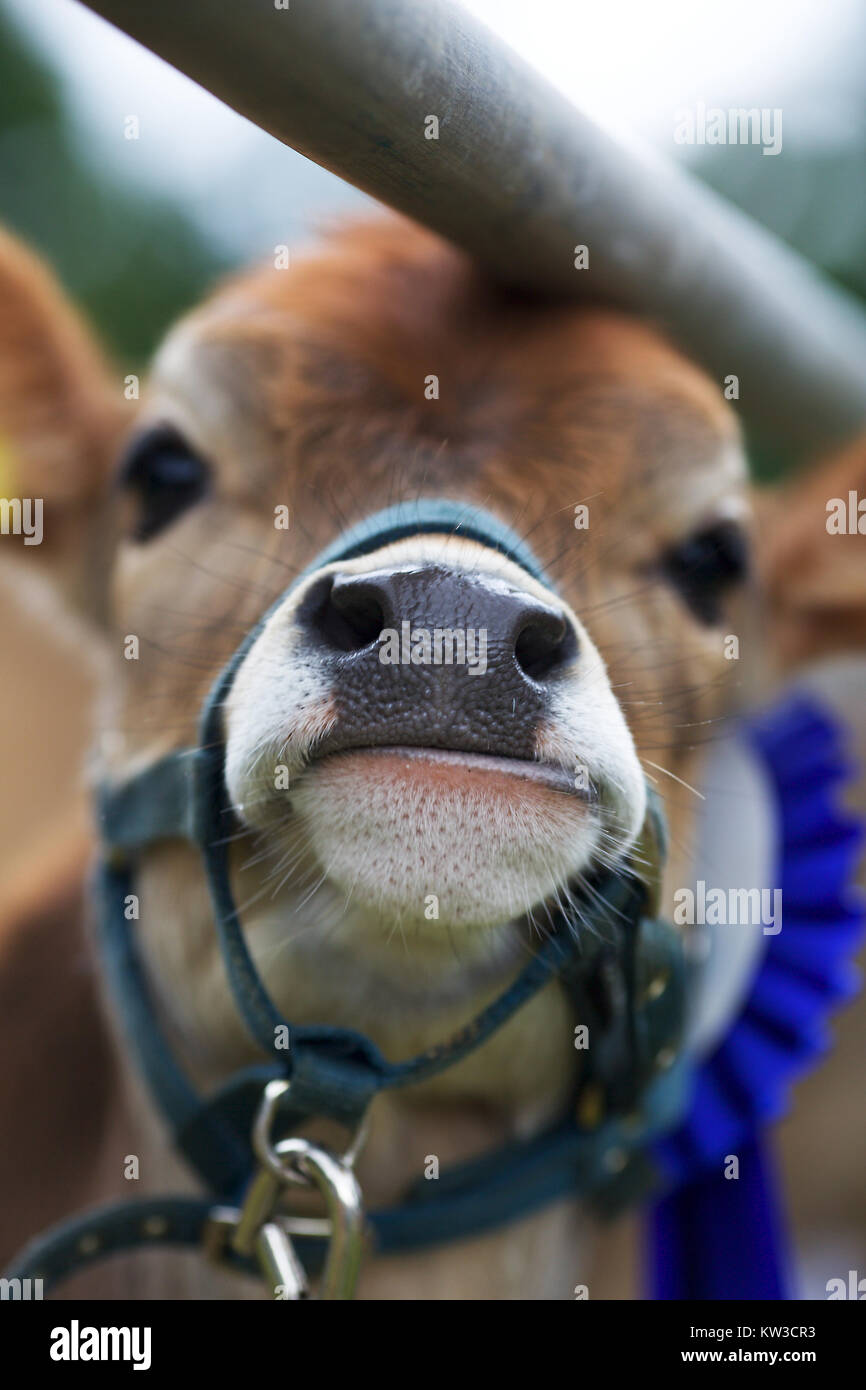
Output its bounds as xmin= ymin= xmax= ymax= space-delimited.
xmin=298 ymin=564 xmax=578 ymax=759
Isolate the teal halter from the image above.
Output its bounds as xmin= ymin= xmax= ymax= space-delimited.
xmin=6 ymin=500 xmax=690 ymax=1293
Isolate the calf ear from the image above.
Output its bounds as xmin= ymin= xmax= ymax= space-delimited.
xmin=0 ymin=226 xmax=125 ymax=623
xmin=760 ymin=438 xmax=866 ymax=671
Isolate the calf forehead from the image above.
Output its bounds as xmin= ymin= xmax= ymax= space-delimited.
xmin=151 ymin=225 xmax=736 ymax=504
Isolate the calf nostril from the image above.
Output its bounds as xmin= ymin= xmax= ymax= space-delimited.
xmin=299 ymin=566 xmax=578 ymax=678
xmin=514 ymin=610 xmax=578 ymax=680
xmin=299 ymin=575 xmax=386 ymax=654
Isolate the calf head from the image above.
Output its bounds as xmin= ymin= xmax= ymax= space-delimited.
xmin=1 ymin=217 xmax=858 ymax=1122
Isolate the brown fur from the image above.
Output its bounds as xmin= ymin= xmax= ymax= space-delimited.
xmin=0 ymin=824 xmax=117 ymax=1261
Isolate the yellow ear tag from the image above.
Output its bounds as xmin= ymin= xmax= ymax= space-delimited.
xmin=0 ymin=433 xmax=19 ymax=500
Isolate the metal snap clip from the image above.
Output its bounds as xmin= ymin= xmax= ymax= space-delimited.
xmin=211 ymin=1078 xmax=368 ymax=1300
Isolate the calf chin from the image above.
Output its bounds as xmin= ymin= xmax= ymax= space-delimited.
xmin=291 ymin=748 xmax=598 ymax=932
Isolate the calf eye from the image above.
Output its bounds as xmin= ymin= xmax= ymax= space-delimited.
xmin=661 ymin=519 xmax=749 ymax=624
xmin=116 ymin=425 xmax=210 ymax=542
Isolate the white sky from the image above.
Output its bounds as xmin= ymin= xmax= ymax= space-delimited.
xmin=6 ymin=0 xmax=863 ymax=258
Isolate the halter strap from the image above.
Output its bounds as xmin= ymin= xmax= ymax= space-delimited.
xmin=14 ymin=500 xmax=691 ymax=1290
xmin=98 ymin=500 xmax=665 ymax=1114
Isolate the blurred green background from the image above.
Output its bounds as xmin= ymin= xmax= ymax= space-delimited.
xmin=0 ymin=5 xmax=227 ymax=362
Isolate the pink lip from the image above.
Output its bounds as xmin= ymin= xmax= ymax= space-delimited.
xmin=313 ymin=745 xmax=593 ymax=800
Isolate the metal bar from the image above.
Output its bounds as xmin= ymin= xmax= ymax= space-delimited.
xmin=79 ymin=0 xmax=866 ymax=457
